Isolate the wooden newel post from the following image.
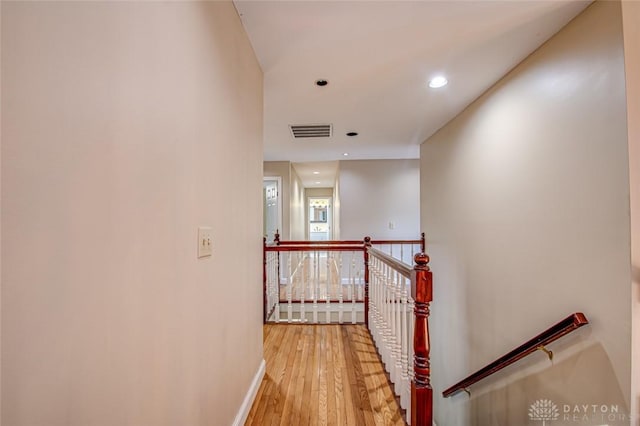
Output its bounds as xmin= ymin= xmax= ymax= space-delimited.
xmin=363 ymin=236 xmax=372 ymax=328
xmin=263 ymin=236 xmax=267 ymax=324
xmin=411 ymin=252 xmax=433 ymax=426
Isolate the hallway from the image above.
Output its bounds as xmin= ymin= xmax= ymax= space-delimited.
xmin=245 ymin=324 xmax=406 ymax=425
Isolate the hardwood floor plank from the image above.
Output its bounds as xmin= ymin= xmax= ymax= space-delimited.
xmin=317 ymin=326 xmax=328 ymax=426
xmin=331 ymin=325 xmax=345 ymax=426
xmin=307 ymin=327 xmax=320 ymax=426
xmin=276 ymin=326 xmax=302 ymax=425
xmin=324 ymin=326 xmax=338 ymax=426
xmin=291 ymin=326 xmax=311 ymax=425
xmin=245 ymin=324 xmax=406 ymax=426
xmin=342 ymin=325 xmax=374 ymax=425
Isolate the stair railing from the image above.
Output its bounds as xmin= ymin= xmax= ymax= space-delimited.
xmin=263 ymin=241 xmax=364 ymax=324
xmin=442 ymin=312 xmax=589 ymax=398
xmin=262 ymin=232 xmax=433 ymax=425
xmin=366 ymin=242 xmax=433 ymax=426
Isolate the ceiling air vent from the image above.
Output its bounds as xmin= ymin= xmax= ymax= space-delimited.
xmin=290 ymin=124 xmax=332 ymax=139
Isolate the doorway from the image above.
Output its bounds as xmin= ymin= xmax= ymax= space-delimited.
xmin=308 ymin=197 xmax=331 ymax=241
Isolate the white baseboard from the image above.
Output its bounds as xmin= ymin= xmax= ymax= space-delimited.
xmin=232 ymin=358 xmax=266 ymax=426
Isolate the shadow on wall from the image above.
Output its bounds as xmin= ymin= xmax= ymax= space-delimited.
xmin=468 ymin=343 xmax=629 ymax=425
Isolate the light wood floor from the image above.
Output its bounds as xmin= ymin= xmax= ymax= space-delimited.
xmin=245 ymin=324 xmax=406 ymax=426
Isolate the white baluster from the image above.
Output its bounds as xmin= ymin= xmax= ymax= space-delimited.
xmin=352 ymin=251 xmax=357 ymax=322
xmin=372 ymin=257 xmax=379 ymax=346
xmin=385 ymin=262 xmax=392 ymax=365
xmin=381 ymin=262 xmax=388 ymax=366
xmin=392 ymin=271 xmax=404 ymax=387
xmin=389 ymin=265 xmax=397 ymax=377
xmin=346 ymin=253 xmax=353 ymax=324
xmin=274 ymin=252 xmax=281 ymax=323
xmin=370 ymin=257 xmax=378 ymax=346
xmin=381 ymin=262 xmax=389 ymax=366
xmin=407 ymin=295 xmax=415 ymax=421
xmin=298 ymin=251 xmax=305 ymax=323
xmin=376 ymin=258 xmax=384 ymax=352
xmin=400 ymin=275 xmax=410 ymax=411
xmin=377 ymin=258 xmax=385 ymax=351
xmin=322 ymin=251 xmax=329 ymax=323
xmin=393 ymin=270 xmax=400 ymax=381
xmin=336 ymin=252 xmax=343 ymax=324
xmin=387 ymin=267 xmax=397 ymax=383
xmin=312 ymin=251 xmax=319 ymax=324
xmin=286 ymin=252 xmax=293 ymax=322
xmin=268 ymin=252 xmax=280 ymax=318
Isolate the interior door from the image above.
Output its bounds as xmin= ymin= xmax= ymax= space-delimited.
xmin=263 ymin=178 xmax=281 ymax=242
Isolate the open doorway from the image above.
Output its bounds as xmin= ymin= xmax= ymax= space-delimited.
xmin=308 ymin=197 xmax=331 ymax=241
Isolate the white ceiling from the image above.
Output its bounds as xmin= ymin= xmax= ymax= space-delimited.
xmin=291 ymin=161 xmax=339 ymax=188
xmin=235 ymin=0 xmax=591 ymax=186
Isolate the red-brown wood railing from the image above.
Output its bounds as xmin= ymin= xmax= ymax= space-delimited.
xmin=442 ymin=312 xmax=589 ymax=397
xmin=263 ymin=233 xmax=432 ymax=426
xmin=411 ymin=253 xmax=433 ymax=426
xmin=366 ymin=244 xmax=433 ymax=426
xmin=272 ymin=232 xmax=425 ymax=252
xmin=265 ymin=232 xmax=424 ymax=324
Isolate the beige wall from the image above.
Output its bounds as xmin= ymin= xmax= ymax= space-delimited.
xmin=1 ymin=2 xmax=264 ymax=425
xmin=333 ymin=167 xmax=341 ymax=240
xmin=339 ymin=159 xmax=420 ymax=240
xmin=622 ymin=1 xmax=640 ymax=422
xmin=420 ymin=2 xmax=631 ymax=424
xmin=0 ymin=3 xmax=3 ymax=420
xmin=289 ymin=166 xmax=306 ymax=240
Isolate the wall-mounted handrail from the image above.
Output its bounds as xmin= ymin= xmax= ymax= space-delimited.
xmin=442 ymin=312 xmax=589 ymax=397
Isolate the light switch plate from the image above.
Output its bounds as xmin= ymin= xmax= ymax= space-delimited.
xmin=198 ymin=227 xmax=213 ymax=258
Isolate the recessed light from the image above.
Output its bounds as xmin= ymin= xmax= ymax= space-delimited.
xmin=316 ymin=79 xmax=328 ymax=87
xmin=313 ymin=171 xmax=320 ymax=175
xmin=315 ymin=181 xmax=321 ymax=184
xmin=428 ymin=76 xmax=448 ymax=88
xmin=343 ymin=152 xmax=349 ymax=156
xmin=346 ymin=132 xmax=358 ymax=137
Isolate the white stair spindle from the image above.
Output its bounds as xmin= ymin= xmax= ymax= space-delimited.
xmin=312 ymin=251 xmax=319 ymax=324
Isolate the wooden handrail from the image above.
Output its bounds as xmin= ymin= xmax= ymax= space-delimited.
xmin=276 ymin=240 xmax=364 ymax=245
xmin=371 ymin=232 xmax=426 ymax=253
xmin=442 ymin=312 xmax=589 ymax=397
xmin=265 ymin=245 xmax=364 ymax=252
xmin=271 ymin=230 xmax=425 ymax=252
xmin=367 ymin=246 xmax=412 ymax=278
xmin=275 ymin=239 xmax=423 ymax=246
